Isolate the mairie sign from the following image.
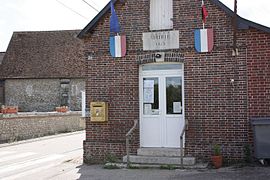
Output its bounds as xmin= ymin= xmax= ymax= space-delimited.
xmin=143 ymin=30 xmax=179 ymax=51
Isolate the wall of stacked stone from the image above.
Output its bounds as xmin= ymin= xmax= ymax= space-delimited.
xmin=0 ymin=112 xmax=85 ymax=144
xmin=4 ymin=79 xmax=85 ymax=112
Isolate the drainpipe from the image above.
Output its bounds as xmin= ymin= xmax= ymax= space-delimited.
xmin=233 ymin=0 xmax=238 ymax=55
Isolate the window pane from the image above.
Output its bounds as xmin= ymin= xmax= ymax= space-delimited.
xmin=143 ymin=77 xmax=159 ymax=115
xmin=166 ymin=77 xmax=182 ymax=114
xmin=142 ymin=64 xmax=182 ymax=71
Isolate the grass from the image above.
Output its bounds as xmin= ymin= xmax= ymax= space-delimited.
xmin=160 ymin=164 xmax=177 ymax=170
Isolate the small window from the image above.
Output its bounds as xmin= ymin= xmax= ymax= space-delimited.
xmin=150 ymin=0 xmax=173 ymax=30
xmin=143 ymin=77 xmax=159 ymax=115
xmin=142 ymin=63 xmax=182 ymax=71
xmin=166 ymin=77 xmax=182 ymax=114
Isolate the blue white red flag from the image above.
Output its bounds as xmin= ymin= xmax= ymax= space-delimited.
xmin=110 ymin=35 xmax=126 ymax=57
xmin=110 ymin=1 xmax=120 ymax=33
xmin=194 ymin=28 xmax=214 ymax=53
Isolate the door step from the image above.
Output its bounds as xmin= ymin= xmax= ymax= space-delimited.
xmin=137 ymin=148 xmax=183 ymax=157
xmin=123 ymin=155 xmax=195 ymax=166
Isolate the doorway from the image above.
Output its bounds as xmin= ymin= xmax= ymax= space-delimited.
xmin=139 ymin=63 xmax=184 ymax=148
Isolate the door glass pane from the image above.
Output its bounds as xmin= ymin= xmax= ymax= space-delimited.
xmin=143 ymin=78 xmax=159 ymax=115
xmin=166 ymin=77 xmax=182 ymax=114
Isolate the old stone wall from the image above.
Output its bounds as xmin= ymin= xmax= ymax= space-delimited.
xmin=70 ymin=79 xmax=85 ymax=111
xmin=4 ymin=78 xmax=85 ymax=112
xmin=0 ymin=112 xmax=85 ymax=144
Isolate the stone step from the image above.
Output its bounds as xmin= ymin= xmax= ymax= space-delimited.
xmin=123 ymin=155 xmax=195 ymax=166
xmin=137 ymin=148 xmax=183 ymax=157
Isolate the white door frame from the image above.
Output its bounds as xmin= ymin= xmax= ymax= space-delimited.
xmin=139 ymin=63 xmax=185 ymax=148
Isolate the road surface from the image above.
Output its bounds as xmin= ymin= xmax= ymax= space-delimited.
xmin=0 ymin=131 xmax=84 ymax=180
xmin=1 ymin=131 xmax=270 ymax=180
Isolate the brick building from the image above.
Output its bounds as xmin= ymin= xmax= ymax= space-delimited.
xmin=78 ymin=0 xmax=270 ymax=163
xmin=0 ymin=30 xmax=85 ymax=112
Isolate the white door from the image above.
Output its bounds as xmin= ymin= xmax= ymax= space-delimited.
xmin=140 ymin=63 xmax=184 ymax=148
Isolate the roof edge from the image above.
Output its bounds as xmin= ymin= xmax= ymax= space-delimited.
xmin=77 ymin=0 xmax=117 ymax=38
xmin=1 ymin=76 xmax=86 ymax=80
xmin=78 ymin=0 xmax=270 ymax=38
xmin=210 ymin=0 xmax=270 ymax=33
xmin=13 ymin=29 xmax=81 ymax=34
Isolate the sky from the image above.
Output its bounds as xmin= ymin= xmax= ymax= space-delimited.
xmin=0 ymin=0 xmax=270 ymax=52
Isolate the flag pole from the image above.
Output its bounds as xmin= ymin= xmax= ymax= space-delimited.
xmin=202 ymin=0 xmax=205 ymax=29
xmin=233 ymin=0 xmax=238 ymax=52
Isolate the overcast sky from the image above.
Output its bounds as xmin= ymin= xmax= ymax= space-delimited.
xmin=0 ymin=0 xmax=270 ymax=52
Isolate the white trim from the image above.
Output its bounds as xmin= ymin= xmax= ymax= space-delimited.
xmin=139 ymin=63 xmax=185 ymax=148
xmin=81 ymin=91 xmax=86 ymax=117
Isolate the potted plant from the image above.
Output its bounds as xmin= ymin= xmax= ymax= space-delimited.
xmin=1 ymin=105 xmax=18 ymax=114
xmin=56 ymin=106 xmax=68 ymax=113
xmin=212 ymin=144 xmax=223 ymax=169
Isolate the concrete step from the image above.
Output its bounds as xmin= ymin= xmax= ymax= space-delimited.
xmin=123 ymin=155 xmax=195 ymax=166
xmin=137 ymin=148 xmax=184 ymax=157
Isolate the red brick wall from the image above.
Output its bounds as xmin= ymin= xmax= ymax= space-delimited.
xmin=82 ymin=0 xmax=269 ymax=162
xmin=83 ymin=53 xmax=140 ymax=162
xmin=82 ymin=0 xmax=147 ymax=162
xmin=246 ymin=29 xmax=270 ymax=118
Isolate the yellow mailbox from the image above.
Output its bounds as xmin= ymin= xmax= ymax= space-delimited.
xmin=90 ymin=102 xmax=108 ymax=122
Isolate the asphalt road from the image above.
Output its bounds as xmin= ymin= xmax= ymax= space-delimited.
xmin=0 ymin=131 xmax=84 ymax=180
xmin=1 ymin=131 xmax=270 ymax=180
xmin=77 ymin=165 xmax=270 ymax=180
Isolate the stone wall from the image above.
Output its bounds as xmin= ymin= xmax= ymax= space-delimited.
xmin=4 ymin=78 xmax=85 ymax=112
xmin=70 ymin=79 xmax=86 ymax=111
xmin=0 ymin=112 xmax=85 ymax=144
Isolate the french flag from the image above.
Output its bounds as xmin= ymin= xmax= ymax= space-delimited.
xmin=110 ymin=35 xmax=126 ymax=57
xmin=194 ymin=28 xmax=214 ymax=53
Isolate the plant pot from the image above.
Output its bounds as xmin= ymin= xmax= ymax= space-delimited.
xmin=56 ymin=106 xmax=68 ymax=113
xmin=1 ymin=106 xmax=18 ymax=114
xmin=212 ymin=155 xmax=223 ymax=169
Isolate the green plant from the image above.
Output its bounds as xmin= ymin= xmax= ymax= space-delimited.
xmin=213 ymin=144 xmax=221 ymax=156
xmin=127 ymin=164 xmax=140 ymax=169
xmin=103 ymin=164 xmax=120 ymax=169
xmin=160 ymin=164 xmax=176 ymax=170
xmin=128 ymin=164 xmax=150 ymax=169
xmin=8 ymin=136 xmax=17 ymax=143
xmin=84 ymin=155 xmax=97 ymax=164
xmin=244 ymin=144 xmax=251 ymax=163
xmin=105 ymin=153 xmax=118 ymax=163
